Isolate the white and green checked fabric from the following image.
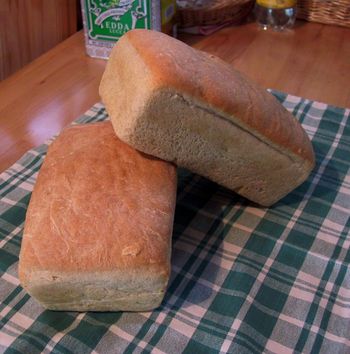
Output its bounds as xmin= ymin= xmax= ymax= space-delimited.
xmin=0 ymin=91 xmax=349 ymax=354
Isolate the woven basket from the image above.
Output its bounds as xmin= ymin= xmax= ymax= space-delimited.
xmin=177 ymin=0 xmax=254 ymax=27
xmin=297 ymin=0 xmax=350 ymax=28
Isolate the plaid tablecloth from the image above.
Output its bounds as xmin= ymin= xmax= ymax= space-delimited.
xmin=0 ymin=91 xmax=349 ymax=354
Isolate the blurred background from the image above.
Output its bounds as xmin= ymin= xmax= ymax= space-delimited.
xmin=0 ymin=0 xmax=349 ymax=81
xmin=0 ymin=0 xmax=83 ymax=81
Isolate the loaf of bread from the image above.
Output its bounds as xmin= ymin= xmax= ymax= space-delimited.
xmin=100 ymin=29 xmax=315 ymax=206
xmin=18 ymin=122 xmax=177 ymax=312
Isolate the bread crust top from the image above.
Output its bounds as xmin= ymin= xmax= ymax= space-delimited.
xmin=121 ymin=29 xmax=314 ymax=166
xmin=19 ymin=122 xmax=177 ymax=285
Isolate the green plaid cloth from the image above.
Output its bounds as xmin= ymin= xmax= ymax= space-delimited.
xmin=0 ymin=91 xmax=349 ymax=354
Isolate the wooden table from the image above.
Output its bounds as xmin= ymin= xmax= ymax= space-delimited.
xmin=0 ymin=21 xmax=349 ymax=173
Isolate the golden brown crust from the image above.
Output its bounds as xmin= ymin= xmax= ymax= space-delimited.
xmin=18 ymin=122 xmax=177 ymax=310
xmin=100 ymin=30 xmax=315 ymax=206
xmin=124 ymin=29 xmax=314 ymax=165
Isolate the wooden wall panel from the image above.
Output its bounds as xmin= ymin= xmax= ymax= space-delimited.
xmin=0 ymin=0 xmax=79 ymax=81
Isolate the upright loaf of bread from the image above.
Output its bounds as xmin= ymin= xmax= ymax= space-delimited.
xmin=100 ymin=29 xmax=315 ymax=206
xmin=19 ymin=121 xmax=177 ymax=312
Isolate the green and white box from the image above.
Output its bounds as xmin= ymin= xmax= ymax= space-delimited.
xmin=81 ymin=0 xmax=177 ymax=59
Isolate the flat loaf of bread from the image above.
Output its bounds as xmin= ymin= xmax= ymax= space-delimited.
xmin=100 ymin=29 xmax=315 ymax=206
xmin=19 ymin=122 xmax=177 ymax=312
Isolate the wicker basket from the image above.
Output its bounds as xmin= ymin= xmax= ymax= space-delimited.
xmin=297 ymin=0 xmax=350 ymax=28
xmin=177 ymin=0 xmax=254 ymax=27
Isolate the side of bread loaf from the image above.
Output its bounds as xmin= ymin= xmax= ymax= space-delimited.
xmin=100 ymin=29 xmax=315 ymax=206
xmin=19 ymin=122 xmax=177 ymax=312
